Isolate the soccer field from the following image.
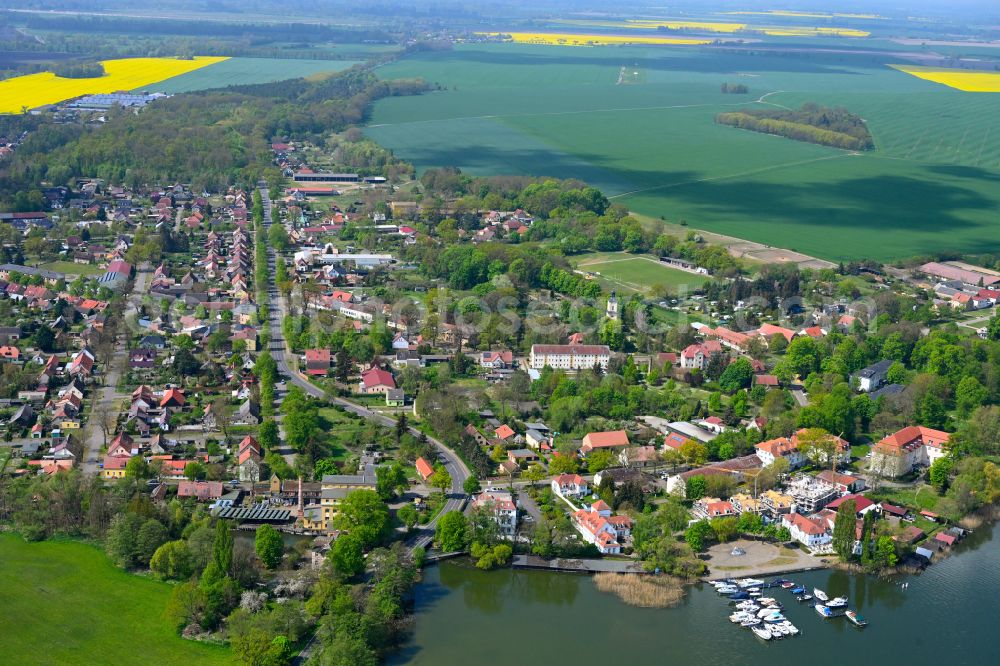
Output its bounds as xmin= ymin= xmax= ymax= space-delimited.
xmin=571 ymin=252 xmax=710 ymax=294
xmin=366 ymin=43 xmax=1000 ymax=262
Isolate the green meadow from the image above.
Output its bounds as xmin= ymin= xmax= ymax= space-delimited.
xmin=366 ymin=43 xmax=1000 ymax=262
xmin=0 ymin=534 xmax=233 ymax=665
xmin=146 ymin=57 xmax=363 ymax=94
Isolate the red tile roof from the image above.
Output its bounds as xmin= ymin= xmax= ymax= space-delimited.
xmin=415 ymin=457 xmax=434 ymax=481
xmin=582 ymin=430 xmax=630 ymax=451
xmin=361 ymin=367 xmax=395 ymax=389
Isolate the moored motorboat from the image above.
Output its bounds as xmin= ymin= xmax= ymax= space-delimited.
xmin=815 ymin=603 xmax=834 ymax=618
xmin=780 ymin=621 xmax=800 ymax=635
xmin=846 ymin=610 xmax=868 ymax=627
xmin=741 ymin=618 xmax=762 ymax=628
xmin=780 ymin=581 xmax=795 ymax=589
xmin=751 ymin=625 xmax=773 ymax=640
xmin=813 ymin=588 xmax=829 ymax=602
xmin=796 ymin=594 xmax=813 ymax=602
xmin=728 ymin=591 xmax=751 ymax=600
xmin=790 ymin=586 xmax=806 ymax=594
xmin=826 ymin=596 xmax=849 ymax=608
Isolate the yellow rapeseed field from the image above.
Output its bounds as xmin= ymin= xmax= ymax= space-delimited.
xmin=890 ymin=65 xmax=1000 ymax=92
xmin=551 ymin=19 xmax=869 ymax=38
xmin=477 ymin=32 xmax=711 ymax=46
xmin=723 ymin=11 xmax=884 ymax=20
xmin=0 ymin=56 xmax=228 ymax=114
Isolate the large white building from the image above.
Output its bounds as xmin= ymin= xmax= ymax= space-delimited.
xmin=529 ymin=344 xmax=611 ymax=370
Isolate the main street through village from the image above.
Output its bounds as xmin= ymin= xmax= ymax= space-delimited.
xmin=258 ymin=186 xmax=471 ymax=549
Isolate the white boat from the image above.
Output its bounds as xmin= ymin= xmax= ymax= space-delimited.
xmin=758 ymin=597 xmax=779 ymax=606
xmin=771 ymin=623 xmax=789 ymax=636
xmin=826 ymin=596 xmax=849 ymax=608
xmin=813 ymin=588 xmax=829 ymax=602
xmin=739 ymin=578 xmax=766 ymax=588
xmin=717 ymin=586 xmax=738 ymax=595
xmin=846 ymin=610 xmax=868 ymax=627
xmin=780 ymin=621 xmax=800 ymax=635
xmin=730 ymin=613 xmax=753 ymax=624
xmin=751 ymin=625 xmax=773 ymax=640
xmin=815 ymin=604 xmax=834 ymax=618
xmin=741 ymin=618 xmax=762 ymax=628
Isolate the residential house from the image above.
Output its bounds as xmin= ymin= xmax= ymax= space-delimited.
xmin=358 ymin=367 xmax=396 ymax=394
xmin=305 ymin=348 xmax=332 ymax=376
xmin=816 ymin=470 xmax=866 ymax=494
xmin=551 ymin=473 xmax=588 ymax=498
xmin=472 ymin=490 xmax=518 ymax=538
xmin=480 ymin=350 xmax=514 ymax=369
xmin=237 ymin=435 xmax=262 ymax=483
xmin=415 ymin=457 xmax=434 ymax=482
xmin=581 ymin=430 xmax=630 ymax=454
xmin=853 ymin=359 xmax=893 ymax=393
xmin=385 ymin=388 xmax=405 ymax=407
xmin=781 ymin=512 xmax=832 ymax=549
xmin=571 ymin=508 xmax=630 ymax=554
xmin=234 ymin=399 xmax=260 ymax=426
xmin=680 ymin=341 xmax=721 ymax=370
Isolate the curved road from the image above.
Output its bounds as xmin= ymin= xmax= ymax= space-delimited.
xmin=258 ymin=186 xmax=469 ymax=549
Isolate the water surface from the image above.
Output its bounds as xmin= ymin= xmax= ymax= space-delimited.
xmin=393 ymin=526 xmax=997 ymax=665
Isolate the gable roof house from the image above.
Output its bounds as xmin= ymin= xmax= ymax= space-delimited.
xmin=581 ymin=430 xmax=630 ymax=454
xmin=237 ymin=435 xmax=262 ymax=483
xmin=358 ymin=367 xmax=395 ymax=394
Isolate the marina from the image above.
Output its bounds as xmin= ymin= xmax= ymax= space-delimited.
xmin=393 ymin=525 xmax=999 ymax=665
xmin=711 ymin=577 xmax=863 ymax=639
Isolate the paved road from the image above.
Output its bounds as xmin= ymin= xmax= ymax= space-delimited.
xmin=258 ymin=186 xmax=470 ymax=550
xmin=81 ymin=270 xmax=150 ymax=474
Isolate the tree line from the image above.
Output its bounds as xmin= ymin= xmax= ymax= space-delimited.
xmin=716 ymin=103 xmax=874 ymax=151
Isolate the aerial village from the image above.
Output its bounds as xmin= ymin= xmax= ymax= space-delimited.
xmin=0 ymin=138 xmax=991 ymax=588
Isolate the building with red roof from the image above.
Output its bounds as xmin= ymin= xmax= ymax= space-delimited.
xmin=781 ymin=512 xmax=831 ymax=549
xmin=177 ymin=481 xmax=225 ymax=501
xmin=304 ymin=348 xmax=332 ymax=376
xmin=871 ymin=425 xmax=950 ymax=477
xmin=826 ymin=493 xmax=877 ymax=516
xmin=551 ymin=473 xmax=588 ymax=498
xmin=359 ymin=367 xmax=395 ymax=394
xmin=494 ymin=424 xmax=515 ymax=441
xmin=415 ymin=457 xmax=434 ymax=482
xmin=581 ymin=430 xmax=630 ymax=454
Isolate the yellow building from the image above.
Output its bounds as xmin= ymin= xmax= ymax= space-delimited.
xmin=316 ymin=474 xmax=378 ymax=532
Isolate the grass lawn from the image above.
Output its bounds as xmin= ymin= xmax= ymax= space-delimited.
xmin=38 ymin=260 xmax=104 ymax=277
xmin=570 ymin=252 xmax=711 ymax=294
xmin=0 ymin=534 xmax=232 ymax=665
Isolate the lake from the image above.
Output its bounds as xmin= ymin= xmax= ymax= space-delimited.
xmin=391 ymin=526 xmax=998 ymax=665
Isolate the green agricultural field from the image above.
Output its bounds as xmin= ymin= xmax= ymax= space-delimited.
xmin=145 ymin=57 xmax=363 ymax=94
xmin=366 ymin=43 xmax=1000 ymax=262
xmin=570 ymin=252 xmax=710 ymax=294
xmin=0 ymin=534 xmax=232 ymax=665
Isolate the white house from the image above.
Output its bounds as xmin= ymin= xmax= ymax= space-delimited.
xmin=782 ymin=512 xmax=832 ymax=550
xmin=572 ymin=508 xmax=623 ymax=555
xmin=551 ymin=473 xmax=588 ymax=498
xmin=853 ymin=359 xmax=893 ymax=393
xmin=529 ymin=344 xmax=610 ymax=370
xmin=472 ymin=490 xmax=517 ymax=538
